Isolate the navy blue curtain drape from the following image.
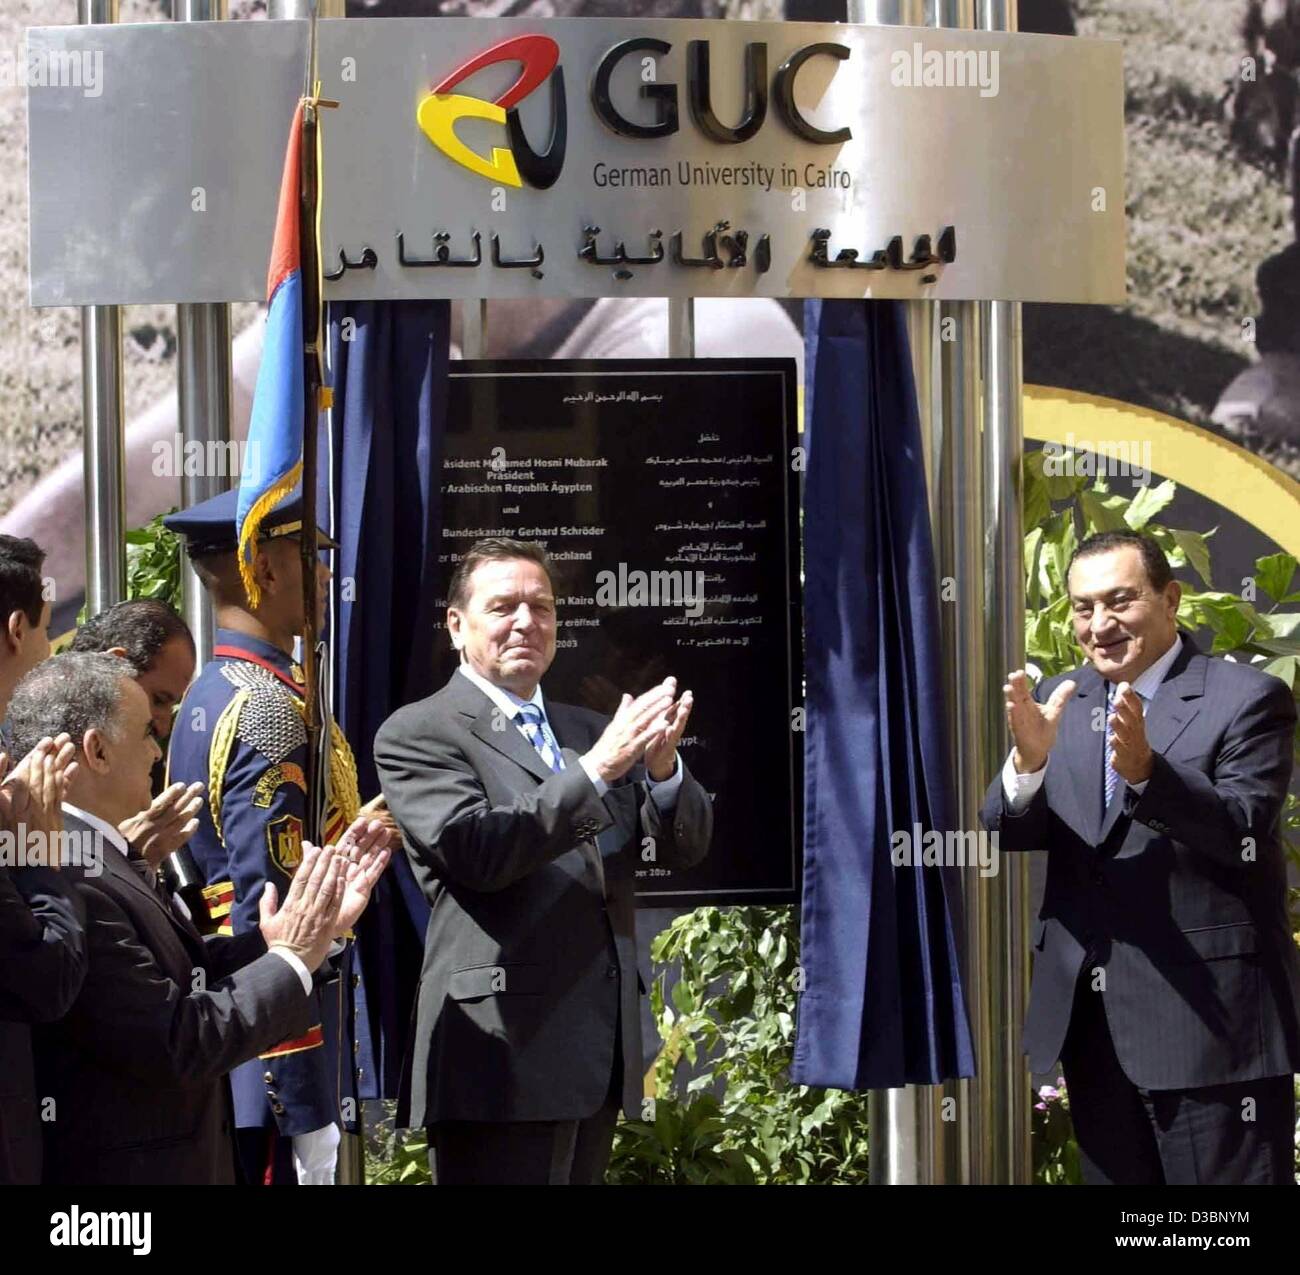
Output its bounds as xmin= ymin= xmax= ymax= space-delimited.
xmin=791 ymin=299 xmax=976 ymax=1089
xmin=323 ymin=299 xmax=449 ymax=1100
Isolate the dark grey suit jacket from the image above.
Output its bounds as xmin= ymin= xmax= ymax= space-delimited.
xmin=35 ymin=813 xmax=314 ymax=1184
xmin=375 ymin=670 xmax=713 ymax=1126
xmin=0 ymin=863 xmax=86 ymax=1185
xmin=981 ymin=637 xmax=1300 ymax=1089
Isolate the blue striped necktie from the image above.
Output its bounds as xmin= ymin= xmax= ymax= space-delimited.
xmin=516 ymin=703 xmax=564 ymax=773
xmin=1103 ymin=682 xmax=1120 ymax=809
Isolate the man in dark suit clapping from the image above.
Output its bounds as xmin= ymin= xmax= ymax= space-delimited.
xmin=376 ymin=537 xmax=712 ymax=1185
xmin=6 ymin=652 xmax=391 ymax=1185
xmin=982 ymin=530 xmax=1300 ymax=1184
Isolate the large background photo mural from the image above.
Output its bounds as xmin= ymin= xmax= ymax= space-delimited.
xmin=2 ymin=0 xmax=1297 ymax=621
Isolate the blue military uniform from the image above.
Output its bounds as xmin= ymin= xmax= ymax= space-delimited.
xmin=163 ymin=491 xmax=361 ymax=1183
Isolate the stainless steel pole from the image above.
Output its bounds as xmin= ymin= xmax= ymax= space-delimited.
xmin=173 ymin=0 xmax=233 ymax=670
xmin=667 ymin=298 xmax=695 ymax=359
xmin=936 ymin=292 xmax=985 ymax=1187
xmin=927 ymin=0 xmax=989 ymax=1190
xmin=977 ymin=0 xmax=1031 ymax=1189
xmin=850 ymin=0 xmax=950 ymax=1190
xmin=461 ymin=300 xmax=488 ymax=360
xmin=78 ymin=0 xmax=126 ymax=619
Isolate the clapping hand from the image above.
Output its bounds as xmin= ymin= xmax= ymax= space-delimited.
xmin=643 ymin=685 xmax=693 ymax=782
xmin=1004 ymin=670 xmax=1077 ymax=773
xmin=0 ymin=736 xmax=78 ymax=867
xmin=119 ymin=781 xmax=205 ymax=869
xmin=332 ymin=817 xmax=392 ymax=937
xmin=356 ymin=793 xmax=402 ymax=853
xmin=1107 ymin=682 xmax=1153 ymax=785
xmin=582 ymin=677 xmax=683 ymax=785
xmin=258 ymin=842 xmax=347 ymax=973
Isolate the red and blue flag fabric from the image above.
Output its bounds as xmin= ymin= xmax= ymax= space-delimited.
xmin=238 ymin=101 xmax=307 ymax=607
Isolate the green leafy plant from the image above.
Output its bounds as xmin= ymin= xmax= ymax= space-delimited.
xmin=607 ymin=906 xmax=871 ymax=1185
xmin=123 ymin=512 xmax=184 ymax=608
xmin=363 ymin=1101 xmax=431 ymax=1186
xmin=608 ymin=1092 xmax=757 ymax=1185
xmin=612 ymin=462 xmax=1300 ymax=1186
xmin=62 ymin=512 xmax=184 ymax=640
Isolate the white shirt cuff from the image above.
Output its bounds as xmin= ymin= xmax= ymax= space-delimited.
xmin=646 ymin=753 xmax=684 ymax=810
xmin=268 ymin=946 xmax=314 ymax=996
xmin=1127 ymin=777 xmax=1149 ymax=795
xmin=1001 ymin=751 xmax=1047 ymax=813
xmin=292 ymin=1122 xmax=341 ymax=1185
xmin=579 ymin=754 xmax=609 ymax=798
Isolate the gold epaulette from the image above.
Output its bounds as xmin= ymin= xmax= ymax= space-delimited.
xmin=208 ymin=690 xmax=248 ymax=849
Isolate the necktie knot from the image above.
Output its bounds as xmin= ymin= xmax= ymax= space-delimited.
xmin=516 ymin=703 xmax=564 ymax=773
xmin=127 ymin=848 xmax=161 ymax=892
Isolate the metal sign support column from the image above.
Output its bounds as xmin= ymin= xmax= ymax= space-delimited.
xmin=79 ymin=0 xmax=126 ymax=618
xmin=977 ymin=0 xmax=1031 ymax=1189
xmin=173 ymin=0 xmax=234 ymax=669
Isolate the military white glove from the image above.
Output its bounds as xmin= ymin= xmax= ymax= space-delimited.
xmin=292 ymin=1122 xmax=341 ymax=1186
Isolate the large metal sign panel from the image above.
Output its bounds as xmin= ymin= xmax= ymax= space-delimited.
xmin=437 ymin=359 xmax=802 ymax=906
xmin=27 ymin=17 xmax=1125 ymax=306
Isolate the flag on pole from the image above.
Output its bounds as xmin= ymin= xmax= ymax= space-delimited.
xmin=237 ymin=101 xmax=308 ymax=608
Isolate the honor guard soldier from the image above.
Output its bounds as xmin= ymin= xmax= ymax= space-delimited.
xmin=164 ymin=488 xmax=377 ymax=1186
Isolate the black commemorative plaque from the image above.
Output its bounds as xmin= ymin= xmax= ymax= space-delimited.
xmin=437 ymin=359 xmax=802 ymax=905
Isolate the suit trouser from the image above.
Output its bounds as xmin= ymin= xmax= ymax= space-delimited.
xmin=426 ymin=1026 xmax=625 ymax=1186
xmin=1060 ymin=973 xmax=1295 ymax=1185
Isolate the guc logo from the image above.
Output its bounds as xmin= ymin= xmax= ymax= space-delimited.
xmin=417 ymin=34 xmax=566 ymax=190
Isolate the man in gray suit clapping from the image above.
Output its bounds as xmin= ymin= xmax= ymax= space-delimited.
xmin=376 ymin=537 xmax=712 ymax=1185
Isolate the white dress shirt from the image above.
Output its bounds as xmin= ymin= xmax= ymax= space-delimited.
xmin=1001 ymin=635 xmax=1185 ymax=812
xmin=456 ymin=662 xmax=684 ymax=807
